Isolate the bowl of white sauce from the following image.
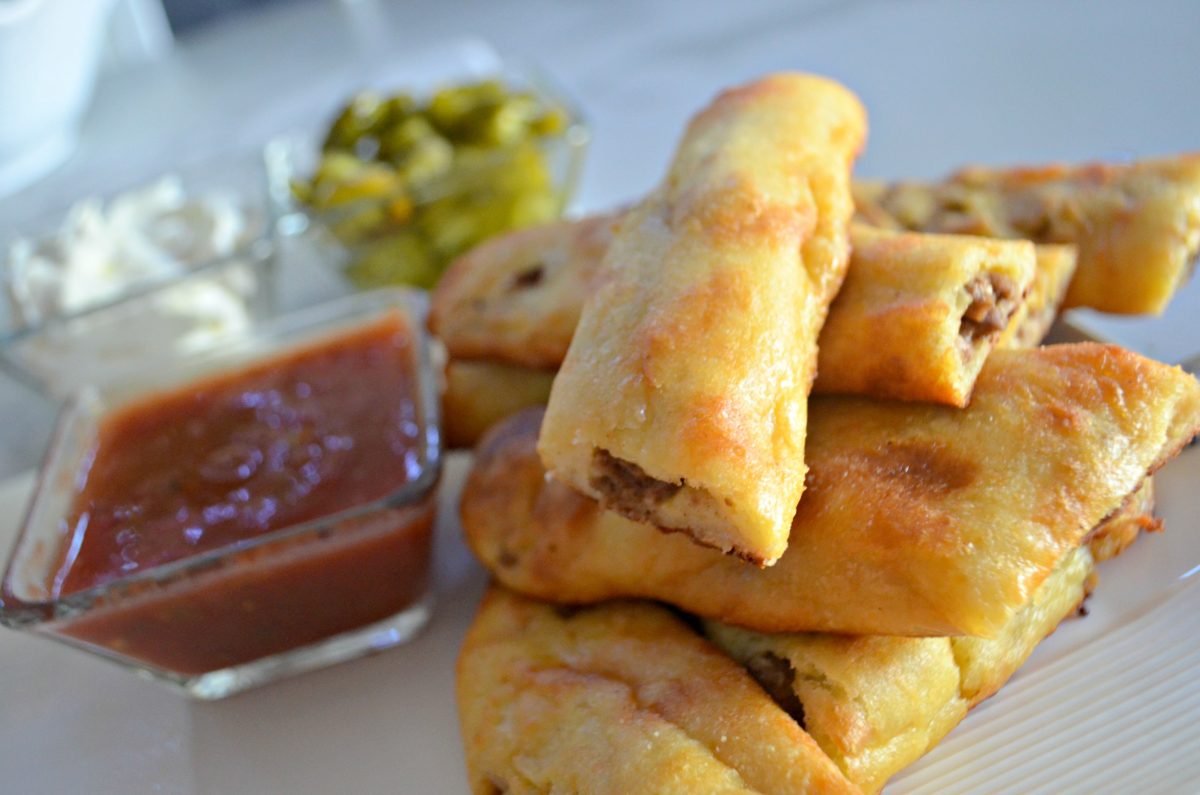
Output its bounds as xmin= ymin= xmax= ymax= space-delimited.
xmin=0 ymin=174 xmax=275 ymax=397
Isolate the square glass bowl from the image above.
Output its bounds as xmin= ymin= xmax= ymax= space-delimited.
xmin=0 ymin=288 xmax=441 ymax=699
xmin=265 ymin=57 xmax=589 ymax=292
xmin=0 ymin=159 xmax=276 ymax=399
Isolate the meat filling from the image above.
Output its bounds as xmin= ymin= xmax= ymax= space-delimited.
xmin=590 ymin=449 xmax=683 ymax=523
xmin=743 ymin=652 xmax=807 ymax=729
xmin=960 ymin=271 xmax=1020 ymax=353
xmin=509 ymin=262 xmax=545 ymax=289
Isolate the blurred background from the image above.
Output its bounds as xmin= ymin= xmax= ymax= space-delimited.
xmin=2 ymin=0 xmax=1199 ymax=482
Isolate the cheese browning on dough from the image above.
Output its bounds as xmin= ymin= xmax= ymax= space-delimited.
xmin=538 ymin=74 xmax=867 ymax=565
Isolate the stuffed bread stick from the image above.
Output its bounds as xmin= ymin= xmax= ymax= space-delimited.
xmin=705 ymin=480 xmax=1154 ymax=795
xmin=854 ymin=153 xmax=1200 ymax=315
xmin=814 ymin=225 xmax=1033 ymax=405
xmin=461 ymin=345 xmax=1200 ymax=637
xmin=538 ymin=74 xmax=868 ymax=565
xmin=458 ymin=587 xmax=859 ymax=795
xmin=455 ymin=491 xmax=1152 ymax=795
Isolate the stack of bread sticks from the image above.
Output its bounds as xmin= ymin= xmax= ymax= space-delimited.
xmin=432 ymin=73 xmax=1200 ymax=794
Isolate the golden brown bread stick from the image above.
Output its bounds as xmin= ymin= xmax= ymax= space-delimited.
xmin=814 ymin=225 xmax=1034 ymax=406
xmin=854 ymin=154 xmax=1200 ymax=315
xmin=457 ymin=587 xmax=859 ymax=795
xmin=539 ymin=73 xmax=868 ymax=565
xmin=462 ymin=345 xmax=1200 ymax=637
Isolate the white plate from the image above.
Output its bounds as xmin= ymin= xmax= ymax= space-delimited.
xmin=1 ymin=441 xmax=1198 ymax=794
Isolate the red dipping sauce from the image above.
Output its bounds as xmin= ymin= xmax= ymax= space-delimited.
xmin=55 ymin=314 xmax=422 ymax=596
xmin=39 ymin=312 xmax=438 ymax=678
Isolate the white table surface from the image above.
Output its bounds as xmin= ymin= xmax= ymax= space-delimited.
xmin=1 ymin=1 xmax=1199 ymax=793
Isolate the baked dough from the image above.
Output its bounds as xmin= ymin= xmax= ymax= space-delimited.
xmin=705 ymin=479 xmax=1155 ymax=795
xmin=457 ymin=486 xmax=1154 ymax=795
xmin=815 ymin=225 xmax=1034 ymax=406
xmin=461 ymin=345 xmax=1200 ymax=637
xmin=457 ymin=587 xmax=858 ymax=795
xmin=454 ymin=485 xmax=1155 ymax=795
xmin=433 ymin=155 xmax=1199 ymax=373
xmin=539 ymin=74 xmax=867 ymax=565
xmin=854 ymin=154 xmax=1200 ymax=315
